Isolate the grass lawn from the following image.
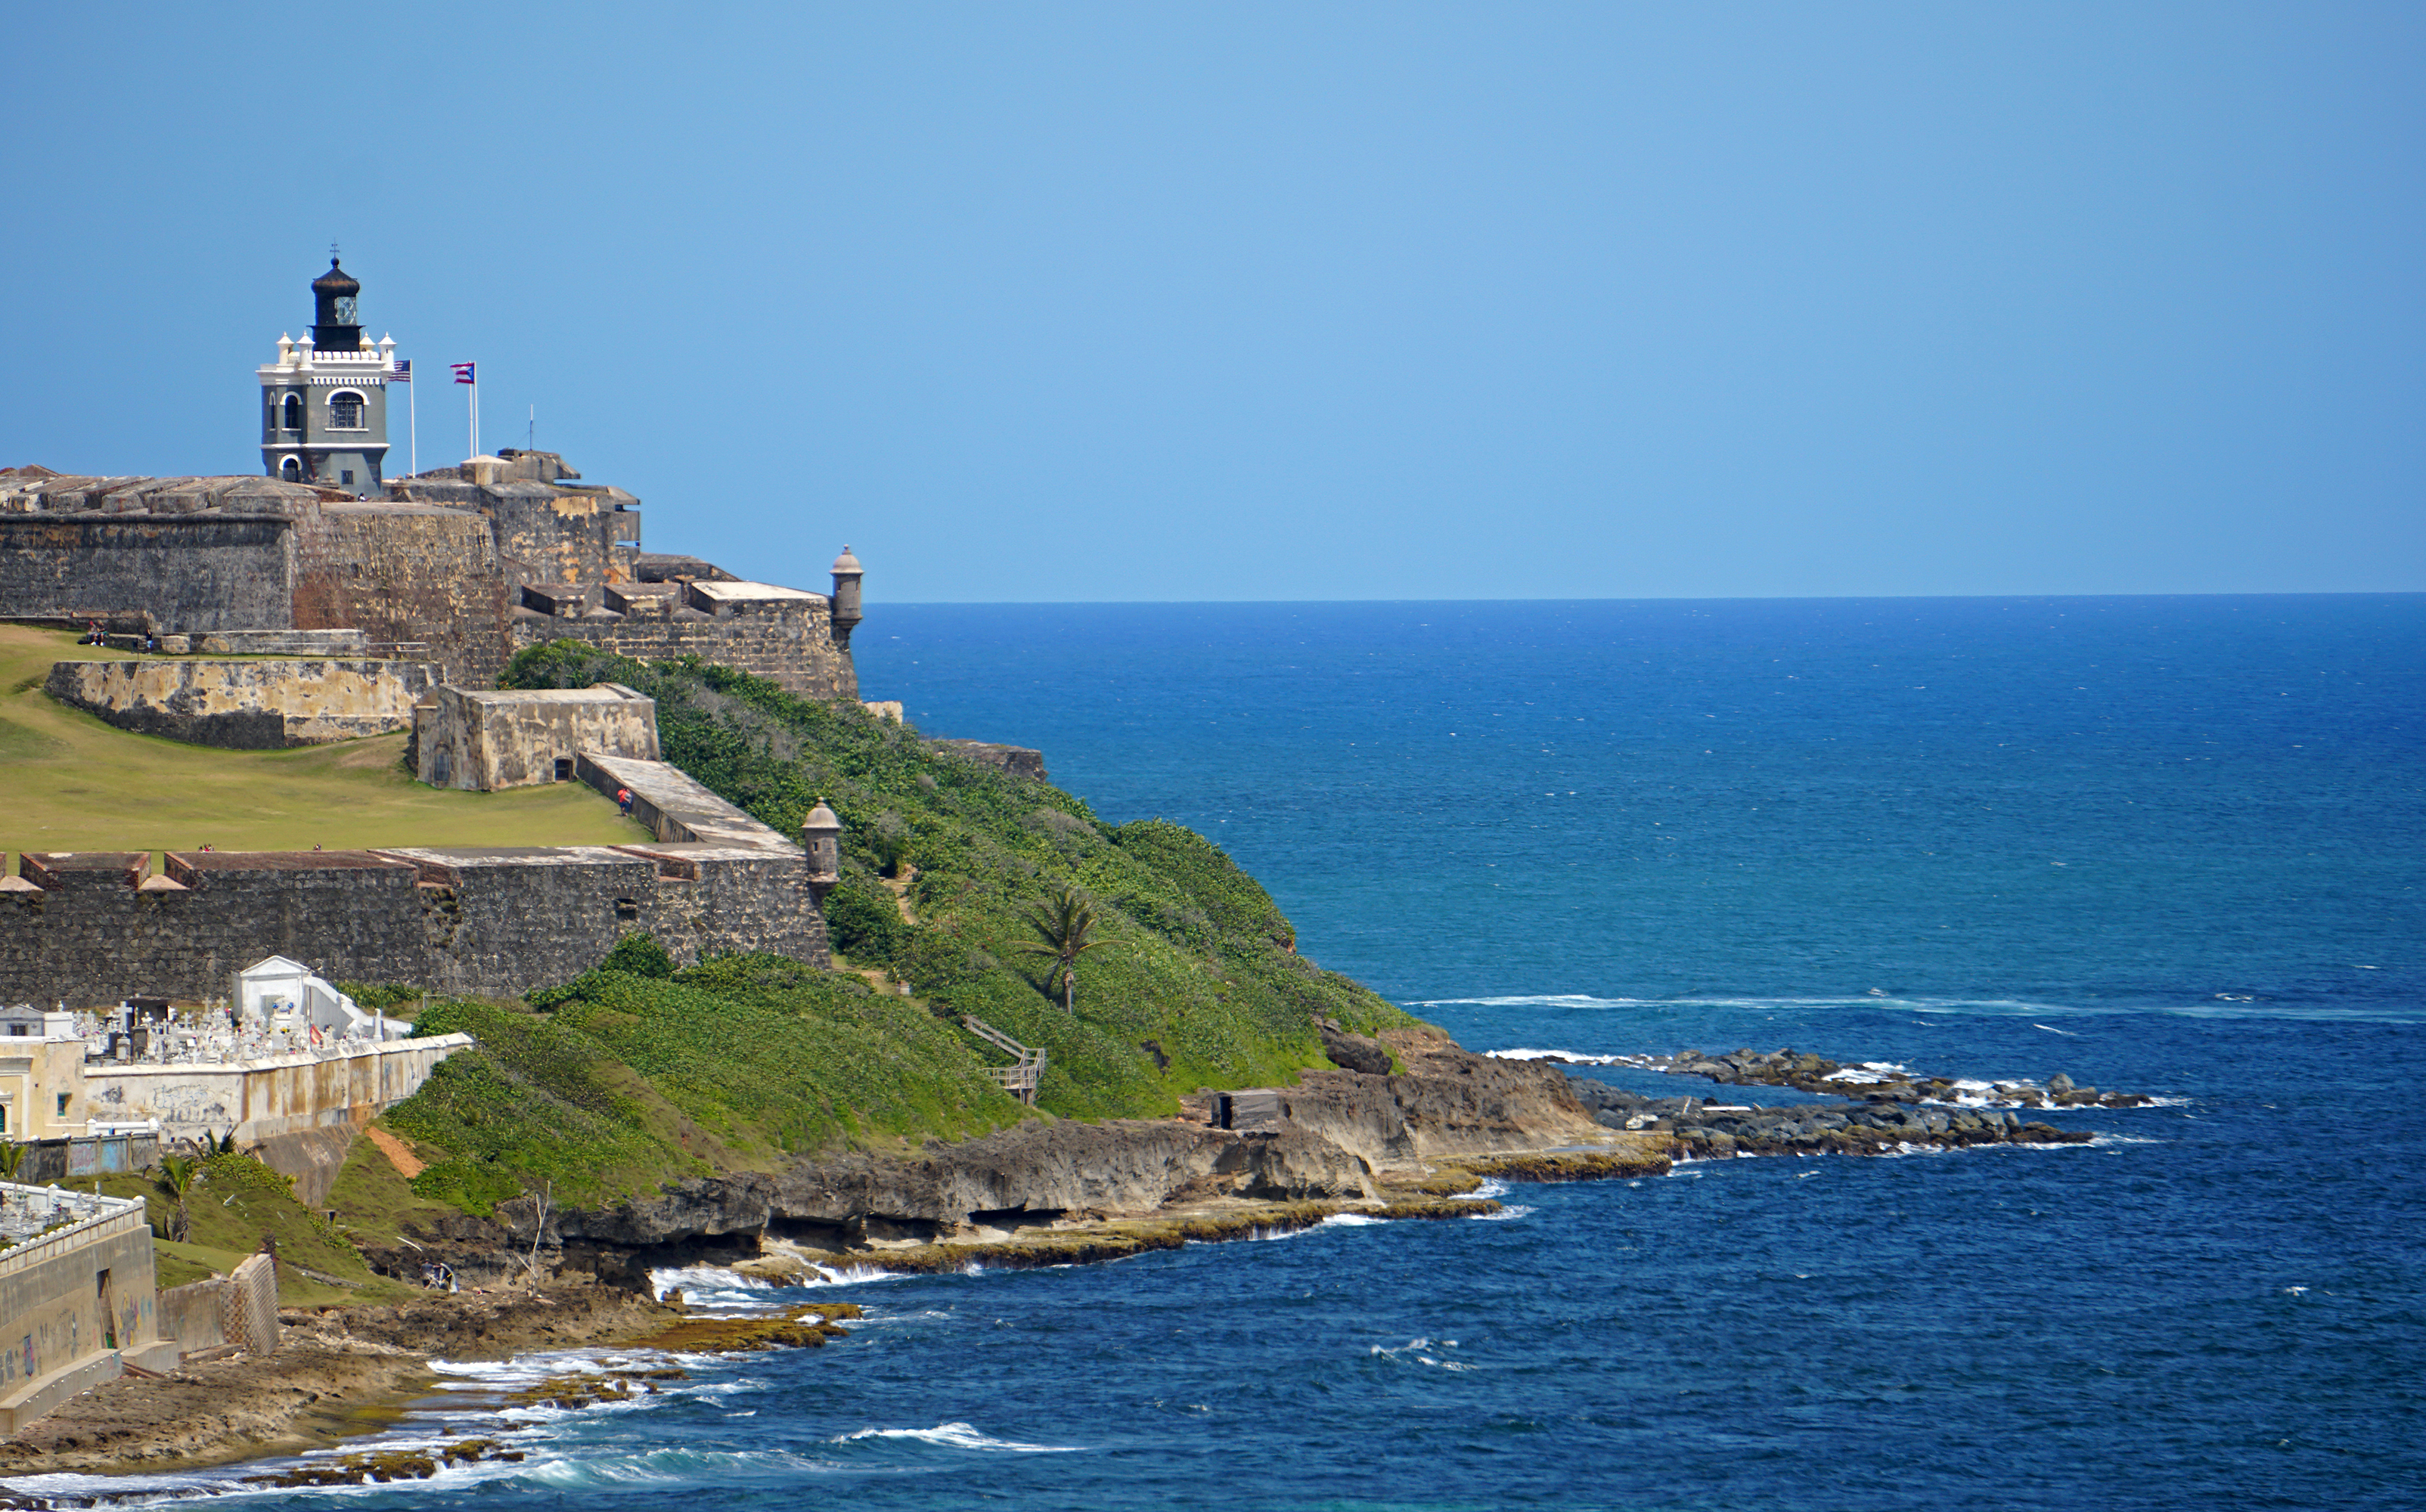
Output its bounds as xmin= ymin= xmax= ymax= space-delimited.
xmin=1 ymin=625 xmax=648 ymax=857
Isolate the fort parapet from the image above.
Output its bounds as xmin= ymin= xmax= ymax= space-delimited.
xmin=1 ymin=456 xmax=861 ymax=696
xmin=0 ymin=826 xmax=830 ymax=1008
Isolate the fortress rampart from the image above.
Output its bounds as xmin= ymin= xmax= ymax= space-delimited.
xmin=46 ymin=657 xmax=439 ymax=748
xmin=0 ymin=454 xmax=858 ymax=696
xmin=0 ymin=841 xmax=830 ymax=1008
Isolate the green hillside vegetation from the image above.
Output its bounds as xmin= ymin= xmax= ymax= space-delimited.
xmin=0 ymin=625 xmax=646 ymax=854
xmin=374 ymin=642 xmax=1416 ymax=1213
xmin=95 ymin=1154 xmax=420 ymax=1307
xmin=390 ymin=956 xmax=1029 ymax=1213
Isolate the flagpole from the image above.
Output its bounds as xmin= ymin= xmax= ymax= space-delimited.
xmin=408 ymin=366 xmax=417 ymax=478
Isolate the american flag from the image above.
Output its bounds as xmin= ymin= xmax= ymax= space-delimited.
xmin=451 ymin=361 xmax=476 ymax=384
xmin=389 ymin=358 xmax=411 ymax=382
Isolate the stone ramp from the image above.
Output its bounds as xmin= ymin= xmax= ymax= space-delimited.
xmin=575 ymin=751 xmax=795 ymax=851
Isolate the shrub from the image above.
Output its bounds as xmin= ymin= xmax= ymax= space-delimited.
xmin=602 ymin=933 xmax=676 ymax=978
xmin=824 ymin=874 xmax=908 ymax=966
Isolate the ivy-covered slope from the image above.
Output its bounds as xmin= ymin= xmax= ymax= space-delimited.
xmin=383 ymin=643 xmax=1415 ymax=1211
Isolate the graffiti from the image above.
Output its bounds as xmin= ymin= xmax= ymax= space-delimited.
xmin=141 ymin=1085 xmax=232 ymax=1127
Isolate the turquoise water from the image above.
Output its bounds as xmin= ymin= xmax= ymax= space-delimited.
xmin=20 ymin=596 xmax=2422 ymax=1509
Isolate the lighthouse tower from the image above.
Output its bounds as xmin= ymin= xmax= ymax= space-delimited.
xmin=259 ymin=257 xmax=396 ymax=494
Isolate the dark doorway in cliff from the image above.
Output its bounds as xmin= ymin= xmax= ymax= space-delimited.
xmin=555 ymin=758 xmax=573 ymax=782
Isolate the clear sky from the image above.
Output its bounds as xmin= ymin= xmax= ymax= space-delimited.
xmin=3 ymin=3 xmax=2419 ymax=601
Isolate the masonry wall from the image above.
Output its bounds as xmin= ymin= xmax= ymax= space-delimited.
xmin=414 ymin=686 xmax=660 ymax=791
xmin=0 ymin=516 xmax=295 ymax=631
xmin=629 ymin=847 xmax=830 ymax=965
xmin=488 ymin=486 xmax=641 ymax=584
xmin=0 ymin=1199 xmax=162 ymax=1428
xmin=384 ymin=847 xmax=674 ymax=992
xmin=510 ymin=607 xmax=859 ymax=699
xmin=0 ymin=846 xmax=828 ymax=1005
xmin=291 ymin=503 xmax=514 ymax=687
xmin=83 ymin=1034 xmax=473 ymax=1142
xmin=0 ymin=855 xmax=434 ymax=1009
xmin=45 ymin=658 xmax=438 ymax=748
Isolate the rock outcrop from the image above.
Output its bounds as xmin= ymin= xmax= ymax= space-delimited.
xmin=382 ymin=1032 xmax=1610 ymax=1284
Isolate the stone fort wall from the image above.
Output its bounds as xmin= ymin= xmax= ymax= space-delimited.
xmin=507 ymin=606 xmax=858 ymax=699
xmin=0 ymin=514 xmax=296 ymax=632
xmin=0 ymin=847 xmax=828 ymax=1008
xmin=0 ymin=459 xmax=858 ymax=697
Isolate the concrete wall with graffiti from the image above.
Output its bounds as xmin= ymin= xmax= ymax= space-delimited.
xmin=81 ymin=1033 xmax=472 ymax=1143
xmin=0 ymin=1188 xmax=169 ymax=1431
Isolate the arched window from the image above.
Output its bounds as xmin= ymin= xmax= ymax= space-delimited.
xmin=279 ymin=457 xmax=301 ymax=482
xmin=329 ymin=391 xmax=365 ymax=429
xmin=281 ymin=393 xmax=303 ymax=430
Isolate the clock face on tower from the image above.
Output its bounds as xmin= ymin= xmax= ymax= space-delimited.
xmin=335 ymin=296 xmax=358 ymax=324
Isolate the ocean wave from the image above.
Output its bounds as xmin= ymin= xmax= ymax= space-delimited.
xmin=799 ymin=1262 xmax=922 ymax=1287
xmin=650 ymin=1264 xmax=775 ymax=1308
xmin=1467 ymin=1203 xmax=1534 ymax=1221
xmin=1411 ymin=993 xmax=1658 ymax=1009
xmin=1483 ymin=1046 xmax=1648 ymax=1066
xmin=1370 ymin=1337 xmax=1475 ymax=1370
xmin=1422 ymin=991 xmax=2422 ymax=1025
xmin=520 ymin=1446 xmax=846 ymax=1487
xmin=836 ymin=1422 xmax=1082 ymax=1453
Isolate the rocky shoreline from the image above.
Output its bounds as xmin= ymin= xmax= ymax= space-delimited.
xmin=0 ymin=1030 xmax=2139 ymax=1487
xmin=1509 ymin=1044 xmax=2151 ymax=1160
xmin=0 ymin=1283 xmax=680 ymax=1481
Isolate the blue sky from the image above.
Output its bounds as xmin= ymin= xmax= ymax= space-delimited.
xmin=3 ymin=3 xmax=2419 ymax=600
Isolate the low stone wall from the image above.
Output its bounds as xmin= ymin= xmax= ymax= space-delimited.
xmin=46 ymin=658 xmax=437 ymax=749
xmin=929 ymin=739 xmax=1047 ymax=782
xmin=155 ymin=1276 xmax=227 ymax=1358
xmin=507 ymin=602 xmax=858 ymax=699
xmin=9 ymin=1132 xmax=160 ymax=1184
xmin=82 ymin=1034 xmax=473 ymax=1146
xmin=575 ymin=752 xmax=783 ymax=848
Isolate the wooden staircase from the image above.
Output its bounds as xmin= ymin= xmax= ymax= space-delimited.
xmin=963 ymin=1015 xmax=1045 ymax=1105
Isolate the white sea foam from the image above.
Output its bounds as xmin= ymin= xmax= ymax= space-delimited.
xmin=1823 ymin=1061 xmax=1909 ymax=1083
xmin=837 ymin=1422 xmax=1082 ymax=1453
xmin=1322 ymin=1211 xmax=1389 ymax=1227
xmin=1371 ymin=1337 xmax=1476 ymax=1369
xmin=801 ymin=1262 xmax=921 ymax=1287
xmin=523 ymin=1446 xmax=845 ymax=1487
xmin=1483 ymin=1046 xmax=1647 ymax=1065
xmin=1467 ymin=1203 xmax=1534 ymax=1221
xmin=1412 ymin=994 xmax=1655 ymax=1009
xmin=650 ymin=1264 xmax=775 ymax=1308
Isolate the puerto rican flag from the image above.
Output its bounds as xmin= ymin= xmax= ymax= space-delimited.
xmin=451 ymin=361 xmax=476 ymax=384
xmin=389 ymin=358 xmax=411 ymax=382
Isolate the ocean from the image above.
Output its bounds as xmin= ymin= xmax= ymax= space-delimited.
xmin=22 ymin=596 xmax=2424 ymax=1509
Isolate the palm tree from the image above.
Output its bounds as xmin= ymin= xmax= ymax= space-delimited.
xmin=1018 ymin=882 xmax=1112 ymax=1015
xmin=157 ymin=1155 xmax=200 ymax=1243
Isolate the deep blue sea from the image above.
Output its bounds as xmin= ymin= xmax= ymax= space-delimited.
xmin=25 ymin=596 xmax=2424 ymax=1510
